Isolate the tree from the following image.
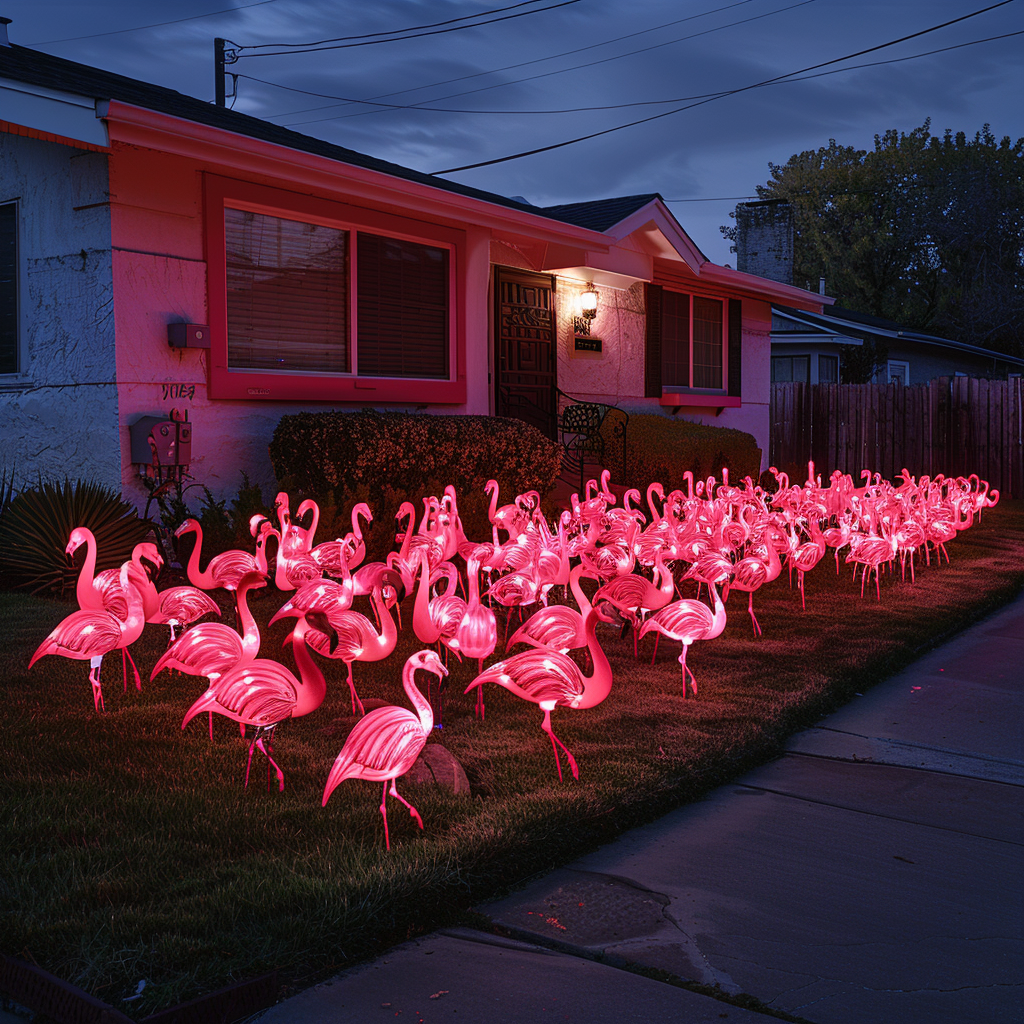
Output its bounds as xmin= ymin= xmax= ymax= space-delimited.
xmin=723 ymin=121 xmax=1024 ymax=357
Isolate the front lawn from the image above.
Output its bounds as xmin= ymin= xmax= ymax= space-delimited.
xmin=2 ymin=500 xmax=1022 ymax=1018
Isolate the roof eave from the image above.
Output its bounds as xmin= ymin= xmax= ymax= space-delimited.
xmin=100 ymin=100 xmax=615 ymax=249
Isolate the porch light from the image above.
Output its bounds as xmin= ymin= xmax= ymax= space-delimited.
xmin=573 ymin=283 xmax=599 ymax=336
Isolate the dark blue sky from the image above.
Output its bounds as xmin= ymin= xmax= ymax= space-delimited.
xmin=5 ymin=0 xmax=1022 ymax=264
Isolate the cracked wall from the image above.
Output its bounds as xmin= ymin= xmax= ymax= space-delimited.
xmin=0 ymin=135 xmax=119 ymax=492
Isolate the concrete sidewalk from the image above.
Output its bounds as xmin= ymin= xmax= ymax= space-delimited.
xmin=253 ymin=592 xmax=1024 ymax=1024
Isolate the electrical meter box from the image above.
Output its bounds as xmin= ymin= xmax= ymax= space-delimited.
xmin=130 ymin=416 xmax=192 ymax=467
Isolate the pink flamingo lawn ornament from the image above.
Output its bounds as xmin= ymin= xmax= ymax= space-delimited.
xmin=638 ymin=580 xmax=726 ymax=699
xmin=453 ymin=550 xmax=498 ymax=719
xmin=181 ymin=610 xmax=334 ymax=791
xmin=29 ymin=561 xmax=145 ymax=711
xmin=723 ymin=528 xmax=782 ymax=637
xmin=465 ymin=606 xmax=613 ymax=782
xmin=322 ymin=649 xmax=448 ymax=850
xmin=592 ymin=548 xmax=675 ymax=656
xmin=271 ymin=567 xmax=403 ymax=716
xmin=150 ymin=571 xmax=267 ymax=735
xmin=176 ymin=518 xmax=267 ymax=592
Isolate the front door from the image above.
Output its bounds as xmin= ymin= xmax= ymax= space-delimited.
xmin=493 ymin=267 xmax=557 ymax=440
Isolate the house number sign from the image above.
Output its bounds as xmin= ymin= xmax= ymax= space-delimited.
xmin=574 ymin=335 xmax=602 ymax=353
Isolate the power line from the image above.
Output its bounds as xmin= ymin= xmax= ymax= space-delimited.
xmin=238 ymin=0 xmax=564 ymax=50
xmin=256 ymin=0 xmax=766 ymax=120
xmin=433 ymin=0 xmax=1020 ymax=175
xmin=232 ymin=0 xmax=584 ymax=58
xmin=235 ymin=30 xmax=1024 ymax=119
xmin=27 ymin=0 xmax=280 ymax=46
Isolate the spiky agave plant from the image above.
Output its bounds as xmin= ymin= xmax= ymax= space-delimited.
xmin=0 ymin=477 xmax=152 ymax=595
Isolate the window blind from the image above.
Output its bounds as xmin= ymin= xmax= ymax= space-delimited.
xmin=692 ymin=297 xmax=723 ymax=389
xmin=356 ymin=233 xmax=449 ymax=379
xmin=225 ymin=208 xmax=349 ymax=373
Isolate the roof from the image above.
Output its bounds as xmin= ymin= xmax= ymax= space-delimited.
xmin=537 ymin=195 xmax=663 ymax=232
xmin=0 ymin=41 xmax=553 ymax=221
xmin=774 ymin=304 xmax=1024 ymax=367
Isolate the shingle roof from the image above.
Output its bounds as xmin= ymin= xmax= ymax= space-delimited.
xmin=537 ymin=194 xmax=662 ymax=232
xmin=0 ymin=43 xmax=554 ymax=220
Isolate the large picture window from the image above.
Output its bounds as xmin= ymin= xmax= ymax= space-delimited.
xmin=205 ymin=176 xmax=463 ymax=403
xmin=659 ymin=289 xmax=723 ymax=390
xmin=0 ymin=201 xmax=17 ymax=375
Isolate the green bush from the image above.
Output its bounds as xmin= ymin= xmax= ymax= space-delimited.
xmin=616 ymin=414 xmax=762 ymax=492
xmin=269 ymin=410 xmax=562 ymax=556
xmin=0 ymin=478 xmax=152 ymax=595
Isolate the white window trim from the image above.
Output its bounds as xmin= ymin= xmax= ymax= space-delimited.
xmin=887 ymin=359 xmax=910 ymax=385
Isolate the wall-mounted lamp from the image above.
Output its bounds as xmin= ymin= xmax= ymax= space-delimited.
xmin=573 ymin=283 xmax=599 ymax=336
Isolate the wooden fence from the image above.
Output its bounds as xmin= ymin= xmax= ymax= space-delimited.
xmin=769 ymin=377 xmax=1024 ymax=497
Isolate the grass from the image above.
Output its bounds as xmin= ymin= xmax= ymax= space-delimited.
xmin=2 ymin=500 xmax=1023 ymax=1019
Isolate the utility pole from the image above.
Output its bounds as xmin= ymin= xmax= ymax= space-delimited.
xmin=214 ymin=37 xmax=226 ymax=107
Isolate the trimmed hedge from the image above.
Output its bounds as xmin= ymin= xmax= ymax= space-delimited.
xmin=269 ymin=410 xmax=562 ymax=557
xmin=615 ymin=414 xmax=762 ymax=492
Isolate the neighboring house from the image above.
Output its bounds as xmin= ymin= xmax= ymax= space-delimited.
xmin=0 ymin=24 xmax=824 ymax=509
xmin=771 ymin=304 xmax=1024 ymax=385
xmin=733 ymin=199 xmax=1024 ymax=386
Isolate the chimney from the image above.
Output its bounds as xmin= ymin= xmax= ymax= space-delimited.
xmin=1 ymin=18 xmax=11 ymax=47
xmin=819 ymin=277 xmax=826 ymax=295
xmin=733 ymin=200 xmax=794 ymax=285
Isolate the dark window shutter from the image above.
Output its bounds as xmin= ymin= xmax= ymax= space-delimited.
xmin=728 ymin=298 xmax=742 ymax=397
xmin=357 ymin=233 xmax=449 ymax=379
xmin=645 ymin=283 xmax=662 ymax=397
xmin=0 ymin=203 xmax=17 ymax=375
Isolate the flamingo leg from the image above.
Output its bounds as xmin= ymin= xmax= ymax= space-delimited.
xmin=389 ymin=781 xmax=423 ymax=830
xmin=748 ymin=592 xmax=762 ymax=638
xmin=257 ymin=736 xmax=285 ymax=792
xmin=540 ymin=708 xmax=579 ymax=781
xmin=380 ymin=780 xmax=391 ymax=851
xmin=345 ymin=663 xmax=365 ymax=716
xmin=650 ymin=631 xmax=660 ymax=665
xmin=475 ymin=658 xmax=485 ymax=720
xmin=89 ymin=656 xmax=104 ymax=712
xmin=125 ymin=646 xmax=142 ymax=691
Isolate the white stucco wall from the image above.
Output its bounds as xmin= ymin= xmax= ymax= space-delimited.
xmin=0 ymin=134 xmax=119 ymax=493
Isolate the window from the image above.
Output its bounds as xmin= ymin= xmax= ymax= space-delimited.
xmin=645 ymin=285 xmax=740 ymax=401
xmin=818 ymin=354 xmax=838 ymax=383
xmin=0 ymin=201 xmax=17 ymax=375
xmin=658 ymin=289 xmax=723 ymax=390
xmin=692 ymin=297 xmax=723 ymax=389
xmin=205 ymin=176 xmax=463 ymax=403
xmin=887 ymin=360 xmax=910 ymax=385
xmin=771 ymin=355 xmax=810 ymax=383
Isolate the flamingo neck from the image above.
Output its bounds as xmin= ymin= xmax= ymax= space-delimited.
xmin=403 ymin=660 xmax=434 ymax=731
xmin=236 ymin=581 xmax=261 ymax=657
xmin=290 ymin=619 xmax=328 ymax=718
xmin=576 ymin=609 xmax=612 ymax=709
xmin=74 ymin=529 xmax=99 ymax=610
xmin=182 ymin=522 xmax=214 ymax=589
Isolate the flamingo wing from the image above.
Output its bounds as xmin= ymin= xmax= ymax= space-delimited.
xmin=182 ymin=660 xmax=296 ymax=729
xmin=508 ymin=605 xmax=584 ymax=652
xmin=639 ymin=601 xmax=714 ymax=642
xmin=29 ymin=609 xmax=123 ymax=666
xmin=152 ymin=622 xmax=244 ymax=680
xmin=153 ymin=586 xmax=221 ymax=625
xmin=324 ymin=707 xmax=426 ymax=795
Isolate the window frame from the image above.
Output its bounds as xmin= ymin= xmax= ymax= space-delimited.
xmin=887 ymin=359 xmax=910 ymax=386
xmin=817 ymin=353 xmax=839 ymax=384
xmin=660 ymin=288 xmax=727 ymax=394
xmin=771 ymin=355 xmax=811 ymax=383
xmin=0 ymin=198 xmax=23 ymax=379
xmin=204 ymin=175 xmax=465 ymax=402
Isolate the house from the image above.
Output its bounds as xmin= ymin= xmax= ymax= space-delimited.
xmin=0 ymin=22 xmax=825 ymax=509
xmin=771 ymin=304 xmax=1024 ymax=385
xmin=733 ymin=199 xmax=1024 ymax=385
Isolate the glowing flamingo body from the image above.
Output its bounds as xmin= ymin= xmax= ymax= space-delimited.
xmin=322 ymin=650 xmax=448 ymax=849
xmin=176 ymin=518 xmax=265 ymax=592
xmin=465 ymin=608 xmax=612 ymax=781
xmin=29 ymin=562 xmax=145 ymax=711
xmin=181 ymin=612 xmax=330 ymax=790
xmin=638 ymin=582 xmax=726 ymax=698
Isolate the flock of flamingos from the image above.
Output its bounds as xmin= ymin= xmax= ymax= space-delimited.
xmin=29 ymin=464 xmax=997 ymax=847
